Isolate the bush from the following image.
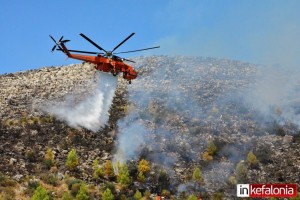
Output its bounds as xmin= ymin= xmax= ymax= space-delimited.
xmin=187 ymin=194 xmax=197 ymax=200
xmin=1 ymin=187 xmax=15 ymax=200
xmin=134 ymin=190 xmax=142 ymax=200
xmin=93 ymin=159 xmax=103 ymax=180
xmin=117 ymin=163 xmax=131 ymax=186
xmin=76 ymin=183 xmax=90 ymax=200
xmin=138 ymin=159 xmax=150 ymax=174
xmin=31 ymin=186 xmax=50 ymax=200
xmin=212 ymin=192 xmax=224 ymax=200
xmin=41 ymin=173 xmax=59 ymax=186
xmin=102 ymin=188 xmax=114 ymax=200
xmin=62 ymin=192 xmax=73 ymax=200
xmin=192 ymin=167 xmax=204 ymax=184
xmin=207 ymin=140 xmax=217 ymax=155
xmin=66 ymin=149 xmax=79 ymax=171
xmin=44 ymin=148 xmax=55 ymax=169
xmin=202 ymin=151 xmax=213 ymax=161
xmin=104 ymin=160 xmax=114 ymax=178
xmin=100 ymin=182 xmax=115 ymax=194
xmin=235 ymin=161 xmax=248 ymax=183
xmin=137 ymin=171 xmax=145 ymax=182
xmin=246 ymin=151 xmax=258 ymax=167
xmin=158 ymin=170 xmax=170 ymax=191
xmin=0 ymin=173 xmax=16 ymax=187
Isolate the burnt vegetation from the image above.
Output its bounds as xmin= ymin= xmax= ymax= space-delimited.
xmin=0 ymin=56 xmax=299 ymax=199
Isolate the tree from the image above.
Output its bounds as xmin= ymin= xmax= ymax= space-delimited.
xmin=66 ymin=149 xmax=79 ymax=171
xmin=235 ymin=161 xmax=248 ymax=183
xmin=187 ymin=194 xmax=197 ymax=200
xmin=31 ymin=186 xmax=50 ymax=200
xmin=192 ymin=167 xmax=204 ymax=184
xmin=62 ymin=192 xmax=73 ymax=200
xmin=138 ymin=159 xmax=150 ymax=174
xmin=102 ymin=188 xmax=114 ymax=200
xmin=104 ymin=160 xmax=114 ymax=178
xmin=76 ymin=183 xmax=90 ymax=200
xmin=134 ymin=190 xmax=142 ymax=200
xmin=117 ymin=163 xmax=131 ymax=186
xmin=93 ymin=159 xmax=103 ymax=179
xmin=137 ymin=171 xmax=145 ymax=182
xmin=207 ymin=140 xmax=217 ymax=155
xmin=44 ymin=148 xmax=55 ymax=169
xmin=247 ymin=151 xmax=258 ymax=167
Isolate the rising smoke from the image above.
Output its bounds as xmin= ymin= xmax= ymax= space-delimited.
xmin=42 ymin=71 xmax=118 ymax=132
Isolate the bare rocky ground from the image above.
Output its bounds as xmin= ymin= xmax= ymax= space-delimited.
xmin=0 ymin=56 xmax=299 ymax=199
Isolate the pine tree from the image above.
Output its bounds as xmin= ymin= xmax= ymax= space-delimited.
xmin=104 ymin=160 xmax=114 ymax=178
xmin=247 ymin=151 xmax=258 ymax=167
xmin=93 ymin=159 xmax=103 ymax=179
xmin=207 ymin=140 xmax=217 ymax=155
xmin=117 ymin=163 xmax=131 ymax=186
xmin=187 ymin=194 xmax=197 ymax=200
xmin=66 ymin=149 xmax=79 ymax=171
xmin=137 ymin=171 xmax=145 ymax=182
xmin=44 ymin=147 xmax=55 ymax=169
xmin=192 ymin=167 xmax=204 ymax=184
xmin=31 ymin=186 xmax=50 ymax=200
xmin=138 ymin=159 xmax=150 ymax=174
xmin=76 ymin=183 xmax=90 ymax=200
xmin=235 ymin=161 xmax=248 ymax=183
xmin=102 ymin=188 xmax=114 ymax=200
xmin=134 ymin=190 xmax=142 ymax=200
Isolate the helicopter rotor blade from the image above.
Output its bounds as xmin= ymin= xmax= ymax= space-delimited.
xmin=114 ymin=46 xmax=160 ymax=54
xmin=122 ymin=58 xmax=135 ymax=63
xmin=68 ymin=49 xmax=103 ymax=54
xmin=58 ymin=36 xmax=64 ymax=42
xmin=79 ymin=33 xmax=107 ymax=53
xmin=49 ymin=35 xmax=57 ymax=43
xmin=112 ymin=32 xmax=135 ymax=53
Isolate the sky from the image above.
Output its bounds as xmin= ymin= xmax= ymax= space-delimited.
xmin=0 ymin=0 xmax=300 ymax=74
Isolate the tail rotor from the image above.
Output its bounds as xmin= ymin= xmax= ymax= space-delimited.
xmin=49 ymin=35 xmax=70 ymax=52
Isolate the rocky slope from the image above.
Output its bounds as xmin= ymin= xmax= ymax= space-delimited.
xmin=0 ymin=56 xmax=299 ymax=199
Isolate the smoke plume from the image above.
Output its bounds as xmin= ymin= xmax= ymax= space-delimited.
xmin=42 ymin=72 xmax=117 ymax=132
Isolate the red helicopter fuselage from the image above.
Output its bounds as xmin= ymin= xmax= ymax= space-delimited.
xmin=60 ymin=43 xmax=137 ymax=82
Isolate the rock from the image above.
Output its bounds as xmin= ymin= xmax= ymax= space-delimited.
xmin=9 ymin=158 xmax=17 ymax=165
xmin=57 ymin=172 xmax=64 ymax=180
xmin=13 ymin=174 xmax=23 ymax=182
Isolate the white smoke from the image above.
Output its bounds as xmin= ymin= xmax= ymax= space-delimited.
xmin=43 ymin=71 xmax=117 ymax=132
xmin=245 ymin=66 xmax=300 ymax=126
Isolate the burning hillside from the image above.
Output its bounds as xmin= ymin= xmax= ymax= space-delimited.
xmin=0 ymin=56 xmax=299 ymax=199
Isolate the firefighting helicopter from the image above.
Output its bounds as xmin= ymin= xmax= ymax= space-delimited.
xmin=49 ymin=33 xmax=160 ymax=84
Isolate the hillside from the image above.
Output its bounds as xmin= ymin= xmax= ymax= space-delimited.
xmin=0 ymin=56 xmax=299 ymax=199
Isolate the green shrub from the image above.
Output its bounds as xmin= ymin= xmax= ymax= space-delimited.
xmin=192 ymin=167 xmax=204 ymax=184
xmin=0 ymin=173 xmax=16 ymax=187
xmin=62 ymin=192 xmax=73 ymax=200
xmin=31 ymin=186 xmax=50 ymax=200
xmin=134 ymin=190 xmax=142 ymax=200
xmin=102 ymin=188 xmax=114 ymax=200
xmin=235 ymin=161 xmax=248 ymax=183
xmin=104 ymin=160 xmax=114 ymax=178
xmin=187 ymin=194 xmax=197 ymax=200
xmin=41 ymin=174 xmax=59 ymax=186
xmin=76 ymin=183 xmax=90 ymax=200
xmin=207 ymin=140 xmax=217 ymax=155
xmin=247 ymin=151 xmax=258 ymax=167
xmin=66 ymin=149 xmax=79 ymax=171
xmin=117 ymin=163 xmax=131 ymax=186
xmin=138 ymin=159 xmax=150 ymax=174
xmin=44 ymin=148 xmax=55 ymax=169
xmin=93 ymin=159 xmax=103 ymax=180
